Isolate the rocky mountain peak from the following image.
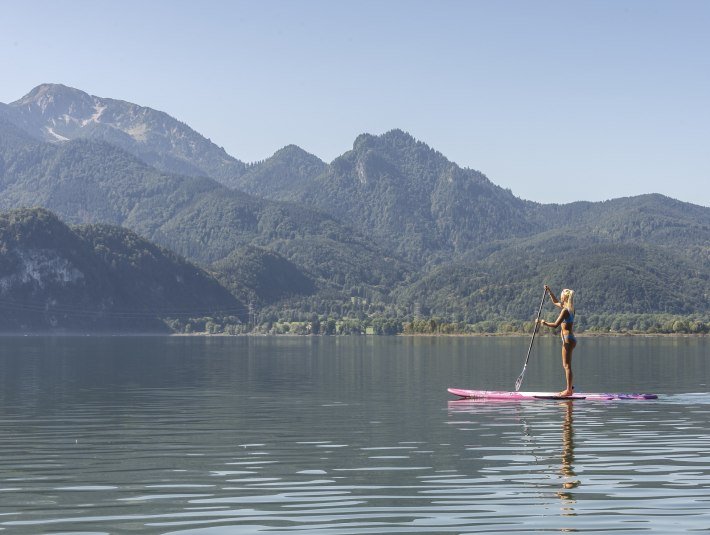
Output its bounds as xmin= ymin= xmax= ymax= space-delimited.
xmin=6 ymin=83 xmax=246 ymax=182
xmin=12 ymin=83 xmax=94 ymax=114
xmin=12 ymin=84 xmax=117 ymax=141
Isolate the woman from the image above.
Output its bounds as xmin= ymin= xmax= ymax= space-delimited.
xmin=538 ymin=285 xmax=576 ymax=397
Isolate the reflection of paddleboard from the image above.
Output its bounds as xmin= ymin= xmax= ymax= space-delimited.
xmin=448 ymin=387 xmax=658 ymax=401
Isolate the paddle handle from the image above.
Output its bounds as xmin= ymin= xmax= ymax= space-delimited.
xmin=515 ymin=286 xmax=548 ymax=391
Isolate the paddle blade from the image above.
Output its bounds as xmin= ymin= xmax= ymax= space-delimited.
xmin=514 ymin=371 xmax=524 ymax=392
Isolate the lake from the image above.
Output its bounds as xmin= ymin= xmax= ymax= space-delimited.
xmin=0 ymin=335 xmax=708 ymax=534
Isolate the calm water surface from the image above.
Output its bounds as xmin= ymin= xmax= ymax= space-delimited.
xmin=0 ymin=335 xmax=708 ymax=534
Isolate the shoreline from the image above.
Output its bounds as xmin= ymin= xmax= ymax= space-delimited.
xmin=47 ymin=331 xmax=710 ymax=338
xmin=0 ymin=331 xmax=706 ymax=338
xmin=173 ymin=331 xmax=708 ymax=338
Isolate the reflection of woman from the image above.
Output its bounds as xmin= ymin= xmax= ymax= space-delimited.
xmin=558 ymin=400 xmax=580 ymax=499
xmin=538 ymin=286 xmax=576 ymax=397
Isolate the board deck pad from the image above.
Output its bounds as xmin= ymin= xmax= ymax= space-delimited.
xmin=448 ymin=387 xmax=657 ymax=401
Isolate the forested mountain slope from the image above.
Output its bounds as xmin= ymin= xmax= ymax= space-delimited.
xmin=233 ymin=145 xmax=327 ymax=201
xmin=248 ymin=130 xmax=537 ymax=262
xmin=0 ymin=208 xmax=244 ymax=332
xmin=395 ymin=234 xmax=709 ymax=322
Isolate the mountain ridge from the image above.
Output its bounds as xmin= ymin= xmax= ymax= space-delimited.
xmin=0 ymin=127 xmax=411 ymax=298
xmin=1 ymin=83 xmax=708 ymax=330
xmin=245 ymin=128 xmax=548 ymax=261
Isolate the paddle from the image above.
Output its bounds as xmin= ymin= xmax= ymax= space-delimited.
xmin=515 ymin=286 xmax=548 ymax=392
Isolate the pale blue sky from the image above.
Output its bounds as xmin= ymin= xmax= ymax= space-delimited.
xmin=1 ymin=0 xmax=708 ymax=206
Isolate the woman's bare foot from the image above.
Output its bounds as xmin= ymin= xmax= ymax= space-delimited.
xmin=558 ymin=390 xmax=574 ymax=397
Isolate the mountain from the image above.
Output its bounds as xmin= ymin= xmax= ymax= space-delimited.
xmin=394 ymin=233 xmax=709 ymax=323
xmin=233 ymin=145 xmax=327 ymax=200
xmin=238 ymin=130 xmax=540 ymax=262
xmin=0 ymin=111 xmax=42 ymax=153
xmin=565 ymin=194 xmax=710 ymax=251
xmin=0 ymin=207 xmax=245 ymax=332
xmin=0 ymin=121 xmax=410 ymax=298
xmin=241 ymin=130 xmax=710 ymax=267
xmin=2 ymin=84 xmax=709 ymax=329
xmin=398 ymin=194 xmax=710 ymax=322
xmin=212 ymin=246 xmax=316 ymax=306
xmin=7 ymin=84 xmax=247 ymax=185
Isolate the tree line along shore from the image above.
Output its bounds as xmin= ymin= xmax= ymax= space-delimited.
xmin=165 ymin=313 xmax=710 ymax=336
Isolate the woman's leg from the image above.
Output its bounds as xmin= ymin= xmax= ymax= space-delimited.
xmin=560 ymin=340 xmax=576 ymax=396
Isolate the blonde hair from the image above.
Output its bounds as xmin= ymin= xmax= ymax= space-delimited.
xmin=561 ymin=289 xmax=575 ymax=314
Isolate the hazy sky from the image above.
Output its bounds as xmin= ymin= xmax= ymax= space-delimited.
xmin=1 ymin=0 xmax=708 ymax=206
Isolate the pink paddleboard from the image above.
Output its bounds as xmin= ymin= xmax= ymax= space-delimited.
xmin=448 ymin=387 xmax=657 ymax=401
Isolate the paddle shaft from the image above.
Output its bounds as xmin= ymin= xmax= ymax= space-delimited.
xmin=515 ymin=287 xmax=548 ymax=391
